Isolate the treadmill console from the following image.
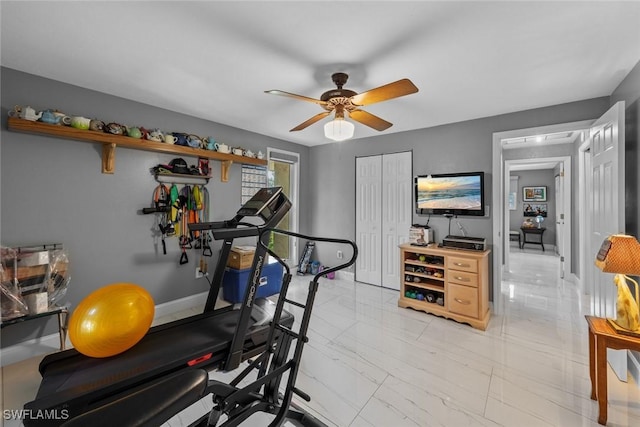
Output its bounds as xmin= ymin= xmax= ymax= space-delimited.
xmin=236 ymin=187 xmax=283 ymax=219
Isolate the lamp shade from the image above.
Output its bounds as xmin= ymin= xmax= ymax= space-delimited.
xmin=324 ymin=118 xmax=354 ymax=142
xmin=595 ymin=234 xmax=640 ymax=275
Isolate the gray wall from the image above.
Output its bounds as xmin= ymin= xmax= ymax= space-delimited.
xmin=611 ymin=59 xmax=640 ymax=370
xmin=610 ymin=59 xmax=640 ymax=243
xmin=307 ymin=98 xmax=610 ymax=269
xmin=509 ymin=170 xmax=556 ymax=246
xmin=0 ymin=67 xmax=310 ymax=347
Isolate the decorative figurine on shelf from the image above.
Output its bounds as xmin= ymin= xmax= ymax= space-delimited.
xmin=138 ymin=127 xmax=150 ymax=140
xmin=205 ymin=136 xmax=217 ymax=151
xmin=147 ymin=129 xmax=164 ymax=142
xmin=187 ymin=134 xmax=203 ymax=148
xmin=104 ymin=122 xmax=126 ymax=135
xmin=8 ymin=105 xmax=42 ymax=121
xmin=89 ymin=119 xmax=105 ymax=132
xmin=70 ymin=116 xmax=91 ymax=130
xmin=40 ymin=109 xmax=70 ymax=125
xmin=126 ymin=127 xmax=142 ymax=139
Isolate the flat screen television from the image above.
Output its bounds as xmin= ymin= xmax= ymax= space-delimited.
xmin=415 ymin=171 xmax=485 ymax=217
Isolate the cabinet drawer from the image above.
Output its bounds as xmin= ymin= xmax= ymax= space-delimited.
xmin=447 ymin=283 xmax=479 ymax=318
xmin=448 ymin=270 xmax=478 ymax=288
xmin=447 ymin=256 xmax=478 ymax=273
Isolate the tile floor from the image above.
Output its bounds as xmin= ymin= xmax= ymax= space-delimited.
xmin=2 ymin=248 xmax=640 ymax=426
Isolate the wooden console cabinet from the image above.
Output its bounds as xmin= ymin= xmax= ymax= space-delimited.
xmin=398 ymin=243 xmax=491 ymax=330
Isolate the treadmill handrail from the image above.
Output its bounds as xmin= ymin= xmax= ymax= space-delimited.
xmin=187 ymin=220 xmax=234 ymax=232
xmin=258 ymin=228 xmax=358 ymax=281
xmin=211 ymin=225 xmax=259 ymax=240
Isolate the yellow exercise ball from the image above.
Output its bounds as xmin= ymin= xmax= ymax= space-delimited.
xmin=69 ymin=283 xmax=155 ymax=358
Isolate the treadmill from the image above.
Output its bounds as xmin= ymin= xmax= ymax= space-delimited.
xmin=24 ymin=187 xmax=295 ymax=426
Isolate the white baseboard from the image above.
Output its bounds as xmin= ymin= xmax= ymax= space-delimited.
xmin=0 ymin=333 xmax=62 ymax=367
xmin=153 ymin=291 xmax=207 ymax=318
xmin=0 ymin=292 xmax=208 ymax=367
xmin=629 ymin=351 xmax=640 ymax=390
xmin=336 ymin=270 xmax=354 ymax=282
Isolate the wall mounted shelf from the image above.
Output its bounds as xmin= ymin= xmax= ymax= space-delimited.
xmin=7 ymin=117 xmax=267 ymax=182
xmin=154 ymin=172 xmax=211 ymax=186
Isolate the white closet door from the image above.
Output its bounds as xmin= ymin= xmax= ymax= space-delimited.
xmin=355 ymin=156 xmax=382 ymax=286
xmin=381 ymin=151 xmax=413 ymax=290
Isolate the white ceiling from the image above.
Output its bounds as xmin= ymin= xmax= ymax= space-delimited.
xmin=2 ymin=1 xmax=640 ymax=147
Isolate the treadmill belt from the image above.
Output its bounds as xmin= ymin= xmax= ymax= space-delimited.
xmin=28 ymin=305 xmax=293 ymax=415
xmin=40 ymin=312 xmax=232 ymax=395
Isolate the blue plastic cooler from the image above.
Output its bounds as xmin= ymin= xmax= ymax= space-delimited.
xmin=222 ymin=261 xmax=284 ymax=303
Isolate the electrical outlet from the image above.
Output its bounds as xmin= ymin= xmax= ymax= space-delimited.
xmin=195 ymin=268 xmax=208 ymax=279
xmin=337 ymin=250 xmax=343 ymax=259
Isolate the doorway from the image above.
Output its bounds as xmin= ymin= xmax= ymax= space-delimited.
xmin=504 ymin=156 xmax=571 ymax=275
xmin=493 ymin=103 xmax=631 ymax=383
xmin=491 ymin=120 xmax=592 ymax=315
xmin=267 ymin=148 xmax=300 ymax=264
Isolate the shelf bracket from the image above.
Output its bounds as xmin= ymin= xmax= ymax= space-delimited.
xmin=221 ymin=160 xmax=232 ymax=182
xmin=102 ymin=143 xmax=116 ymax=174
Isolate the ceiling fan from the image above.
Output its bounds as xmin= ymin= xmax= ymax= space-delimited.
xmin=265 ymin=73 xmax=418 ymax=140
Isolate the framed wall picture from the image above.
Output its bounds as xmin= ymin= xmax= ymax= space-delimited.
xmin=523 ymin=186 xmax=547 ymax=202
xmin=523 ymin=203 xmax=548 ymax=217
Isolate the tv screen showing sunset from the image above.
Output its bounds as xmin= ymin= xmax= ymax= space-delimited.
xmin=416 ymin=175 xmax=482 ymax=210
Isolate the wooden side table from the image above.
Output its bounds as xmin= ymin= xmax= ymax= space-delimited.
xmin=521 ymin=227 xmax=546 ymax=251
xmin=585 ymin=315 xmax=640 ymax=425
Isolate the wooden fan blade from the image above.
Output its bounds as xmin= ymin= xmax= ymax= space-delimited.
xmin=349 ymin=110 xmax=392 ymax=131
xmin=265 ymin=90 xmax=327 ymax=106
xmin=350 ymin=79 xmax=418 ymax=106
xmin=290 ymin=112 xmax=331 ymax=131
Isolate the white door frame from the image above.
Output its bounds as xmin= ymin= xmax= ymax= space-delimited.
xmin=578 ymin=136 xmax=591 ymax=296
xmin=492 ymin=120 xmax=592 ymax=315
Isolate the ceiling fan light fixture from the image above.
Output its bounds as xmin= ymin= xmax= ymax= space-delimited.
xmin=265 ymin=73 xmax=418 ymax=138
xmin=324 ymin=117 xmax=354 ymax=142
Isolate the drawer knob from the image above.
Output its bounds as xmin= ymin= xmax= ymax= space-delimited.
xmin=454 ymin=276 xmax=468 ymax=281
xmin=454 ymin=298 xmax=471 ymax=305
xmin=454 ymin=262 xmax=469 ymax=267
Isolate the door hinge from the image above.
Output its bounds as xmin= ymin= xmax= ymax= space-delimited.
xmin=560 ymin=256 xmax=565 ymax=262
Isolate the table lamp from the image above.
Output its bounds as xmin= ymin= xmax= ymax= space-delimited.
xmin=595 ymin=234 xmax=640 ymax=336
